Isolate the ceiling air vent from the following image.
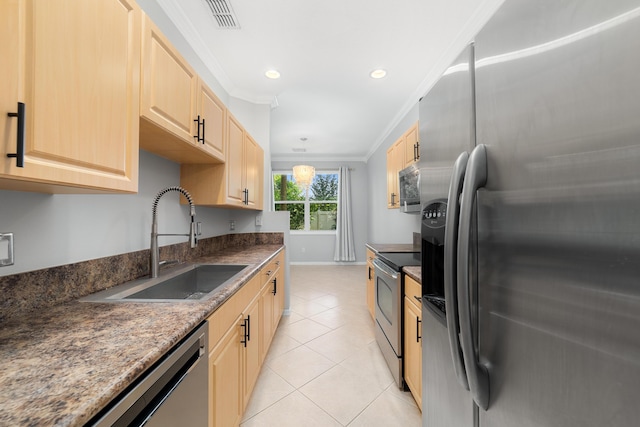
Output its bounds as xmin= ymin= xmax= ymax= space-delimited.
xmin=292 ymin=148 xmax=307 ymax=153
xmin=204 ymin=0 xmax=240 ymax=29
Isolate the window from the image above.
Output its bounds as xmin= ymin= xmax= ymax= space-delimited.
xmin=273 ymin=171 xmax=339 ymax=232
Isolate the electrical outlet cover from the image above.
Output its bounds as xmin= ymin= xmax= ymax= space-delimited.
xmin=0 ymin=233 xmax=14 ymax=266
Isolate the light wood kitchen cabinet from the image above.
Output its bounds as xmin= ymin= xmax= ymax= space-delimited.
xmin=386 ymin=139 xmax=403 ymax=208
xmin=404 ymin=274 xmax=422 ymax=410
xmin=180 ymin=112 xmax=264 ymax=210
xmin=0 ymin=0 xmax=140 ymax=193
xmin=209 ymin=313 xmax=243 ymax=427
xmin=273 ymin=259 xmax=285 ymax=328
xmin=366 ymin=248 xmax=376 ymax=319
xmin=244 ymin=132 xmax=263 ymax=209
xmin=207 ymin=249 xmax=286 ymax=426
xmin=260 ymin=250 xmax=285 ymax=362
xmin=139 ymin=14 xmax=224 ymax=164
xmin=208 ymin=274 xmax=259 ymax=427
xmin=259 ymin=279 xmax=275 ymax=363
xmin=197 ymin=80 xmax=227 ymax=161
xmin=226 ymin=114 xmax=246 ymax=206
xmin=222 ymin=114 xmax=263 ymax=208
xmin=386 ymin=121 xmax=419 ymax=208
xmin=242 ymin=295 xmax=261 ymax=408
xmin=402 ymin=122 xmax=420 ymax=168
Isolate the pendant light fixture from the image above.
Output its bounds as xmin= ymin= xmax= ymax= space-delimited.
xmin=293 ymin=137 xmax=315 ymax=190
xmin=293 ymin=164 xmax=315 ymax=188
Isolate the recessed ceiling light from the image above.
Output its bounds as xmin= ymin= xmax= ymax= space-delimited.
xmin=370 ymin=69 xmax=387 ymax=79
xmin=265 ymin=69 xmax=281 ymax=79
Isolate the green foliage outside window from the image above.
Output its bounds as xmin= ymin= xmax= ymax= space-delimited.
xmin=273 ymin=172 xmax=338 ymax=231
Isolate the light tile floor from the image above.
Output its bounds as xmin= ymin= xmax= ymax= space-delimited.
xmin=240 ymin=265 xmax=422 ymax=427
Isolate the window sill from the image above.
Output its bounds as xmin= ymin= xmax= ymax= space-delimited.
xmin=290 ymin=231 xmax=337 ymax=236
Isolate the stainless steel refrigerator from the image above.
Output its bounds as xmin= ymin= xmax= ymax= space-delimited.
xmin=419 ymin=1 xmax=640 ymax=426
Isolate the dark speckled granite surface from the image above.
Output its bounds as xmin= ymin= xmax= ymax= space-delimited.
xmin=403 ymin=266 xmax=421 ymax=283
xmin=0 ymin=233 xmax=284 ymax=427
xmin=0 ymin=233 xmax=283 ymax=323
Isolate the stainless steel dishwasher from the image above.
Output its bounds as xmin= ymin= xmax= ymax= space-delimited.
xmin=88 ymin=322 xmax=208 ymax=427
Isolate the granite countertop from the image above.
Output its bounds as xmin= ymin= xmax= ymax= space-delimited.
xmin=403 ymin=266 xmax=421 ymax=283
xmin=0 ymin=244 xmax=284 ymax=427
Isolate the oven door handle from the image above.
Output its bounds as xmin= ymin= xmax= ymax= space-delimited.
xmin=373 ymin=259 xmax=398 ymax=279
xmin=444 ymin=150 xmax=470 ymax=391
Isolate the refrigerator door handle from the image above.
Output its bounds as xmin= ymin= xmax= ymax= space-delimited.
xmin=458 ymin=144 xmax=490 ymax=410
xmin=444 ymin=151 xmax=470 ymax=391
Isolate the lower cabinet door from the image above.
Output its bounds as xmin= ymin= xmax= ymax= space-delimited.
xmin=272 ymin=269 xmax=284 ymax=329
xmin=210 ymin=316 xmax=243 ymax=427
xmin=404 ymin=296 xmax=422 ymax=410
xmin=243 ymin=298 xmax=261 ymax=408
xmin=260 ymin=283 xmax=274 ymax=363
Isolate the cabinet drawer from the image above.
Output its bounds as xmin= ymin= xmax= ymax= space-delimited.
xmin=405 ymin=274 xmax=422 ymax=308
xmin=208 ymin=275 xmax=260 ymax=347
xmin=366 ymin=248 xmax=376 ymax=263
xmin=262 ymin=251 xmax=283 ymax=286
xmin=208 ymin=295 xmax=240 ymax=350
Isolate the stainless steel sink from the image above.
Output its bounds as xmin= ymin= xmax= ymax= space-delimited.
xmin=80 ymin=264 xmax=248 ymax=303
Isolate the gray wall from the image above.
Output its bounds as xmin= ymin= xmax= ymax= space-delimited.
xmin=0 ymin=150 xmax=287 ymax=277
xmin=271 ymin=161 xmax=368 ymax=264
xmin=366 ymin=103 xmax=422 ymax=244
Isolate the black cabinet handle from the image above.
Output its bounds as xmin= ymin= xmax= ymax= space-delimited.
xmin=368 ymin=266 xmax=373 ymax=281
xmin=246 ymin=314 xmax=251 ymax=342
xmin=272 ymin=278 xmax=277 ymax=295
xmin=391 ymin=193 xmax=396 ymax=206
xmin=416 ymin=316 xmax=422 ymax=343
xmin=415 ymin=141 xmax=420 ymax=160
xmin=7 ymin=102 xmax=25 ymax=167
xmin=193 ymin=115 xmax=205 ymax=144
xmin=243 ymin=188 xmax=249 ymax=205
xmin=193 ymin=115 xmax=200 ymax=141
xmin=240 ymin=318 xmax=248 ymax=347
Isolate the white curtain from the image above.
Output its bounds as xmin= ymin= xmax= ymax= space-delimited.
xmin=334 ymin=166 xmax=356 ymax=262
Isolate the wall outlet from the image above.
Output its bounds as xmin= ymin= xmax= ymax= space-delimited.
xmin=255 ymin=213 xmax=263 ymax=227
xmin=0 ymin=232 xmax=14 ymax=266
xmin=229 ymin=220 xmax=235 ymax=231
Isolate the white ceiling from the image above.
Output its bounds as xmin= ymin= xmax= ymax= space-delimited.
xmin=147 ymin=0 xmax=502 ymax=162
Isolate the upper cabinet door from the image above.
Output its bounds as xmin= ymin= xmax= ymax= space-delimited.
xmin=226 ymin=114 xmax=245 ymax=206
xmin=404 ymin=122 xmax=420 ymax=167
xmin=244 ymin=133 xmax=263 ymax=209
xmin=197 ymin=81 xmax=226 ymax=162
xmin=139 ymin=14 xmax=225 ymax=164
xmin=140 ymin=14 xmax=197 ymax=144
xmin=386 ymin=139 xmax=403 ymax=208
xmin=0 ymin=0 xmax=140 ymax=193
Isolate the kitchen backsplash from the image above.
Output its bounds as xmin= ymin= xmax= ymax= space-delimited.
xmin=0 ymin=233 xmax=284 ymax=323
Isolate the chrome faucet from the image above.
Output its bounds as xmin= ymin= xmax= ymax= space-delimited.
xmin=150 ymin=186 xmax=198 ymax=278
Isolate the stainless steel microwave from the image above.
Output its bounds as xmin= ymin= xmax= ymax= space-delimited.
xmin=398 ymin=164 xmax=420 ymax=213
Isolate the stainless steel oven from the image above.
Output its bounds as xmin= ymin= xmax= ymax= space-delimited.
xmin=373 ymin=251 xmax=420 ymax=388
